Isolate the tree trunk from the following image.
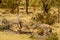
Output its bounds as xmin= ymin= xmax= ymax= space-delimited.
xmin=26 ymin=0 xmax=29 ymax=14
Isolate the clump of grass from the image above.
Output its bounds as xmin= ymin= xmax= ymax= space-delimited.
xmin=46 ymin=33 xmax=58 ymax=40
xmin=29 ymin=32 xmax=58 ymax=40
xmin=0 ymin=25 xmax=9 ymax=30
xmin=0 ymin=25 xmax=4 ymax=30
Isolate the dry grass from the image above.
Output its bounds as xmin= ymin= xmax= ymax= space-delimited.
xmin=0 ymin=30 xmax=38 ymax=40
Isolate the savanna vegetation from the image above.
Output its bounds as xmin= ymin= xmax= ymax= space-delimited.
xmin=0 ymin=0 xmax=60 ymax=40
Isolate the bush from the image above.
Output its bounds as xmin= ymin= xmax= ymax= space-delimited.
xmin=32 ymin=13 xmax=57 ymax=25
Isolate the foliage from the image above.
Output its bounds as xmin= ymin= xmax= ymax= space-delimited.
xmin=0 ymin=0 xmax=20 ymax=14
xmin=32 ymin=12 xmax=57 ymax=25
